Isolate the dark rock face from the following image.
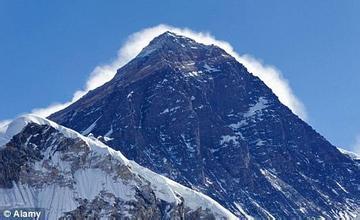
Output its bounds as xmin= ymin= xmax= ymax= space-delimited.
xmin=50 ymin=32 xmax=360 ymax=218
xmin=0 ymin=123 xmax=78 ymax=188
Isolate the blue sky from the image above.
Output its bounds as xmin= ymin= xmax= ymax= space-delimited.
xmin=0 ymin=0 xmax=359 ymax=151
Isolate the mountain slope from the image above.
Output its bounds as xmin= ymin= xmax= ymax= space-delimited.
xmin=0 ymin=115 xmax=237 ymax=219
xmin=50 ymin=32 xmax=360 ymax=219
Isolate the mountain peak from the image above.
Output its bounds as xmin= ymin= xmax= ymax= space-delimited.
xmin=156 ymin=31 xmax=181 ymax=39
xmin=137 ymin=31 xmax=210 ymax=58
xmin=49 ymin=29 xmax=360 ymax=218
xmin=111 ymin=32 xmax=233 ymax=83
xmin=150 ymin=31 xmax=195 ymax=46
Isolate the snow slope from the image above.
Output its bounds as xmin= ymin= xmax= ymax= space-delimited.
xmin=0 ymin=115 xmax=238 ymax=219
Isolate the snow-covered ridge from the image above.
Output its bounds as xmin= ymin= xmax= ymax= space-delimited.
xmin=0 ymin=114 xmax=238 ymax=219
xmin=0 ymin=115 xmax=129 ymax=162
xmin=338 ymin=147 xmax=360 ymax=160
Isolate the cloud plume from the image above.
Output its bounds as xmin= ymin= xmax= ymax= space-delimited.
xmin=353 ymin=134 xmax=360 ymax=155
xmin=0 ymin=24 xmax=308 ymax=126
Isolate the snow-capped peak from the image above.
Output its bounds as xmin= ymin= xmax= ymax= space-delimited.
xmin=48 ymin=32 xmax=360 ymax=219
xmin=136 ymin=31 xmax=210 ymax=58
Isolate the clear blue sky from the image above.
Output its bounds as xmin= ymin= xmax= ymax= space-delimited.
xmin=0 ymin=0 xmax=359 ymax=150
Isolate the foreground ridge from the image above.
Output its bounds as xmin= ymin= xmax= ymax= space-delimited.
xmin=0 ymin=115 xmax=238 ymax=219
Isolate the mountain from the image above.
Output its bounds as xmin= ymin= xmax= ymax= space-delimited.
xmin=49 ymin=31 xmax=360 ymax=219
xmin=0 ymin=115 xmax=237 ymax=219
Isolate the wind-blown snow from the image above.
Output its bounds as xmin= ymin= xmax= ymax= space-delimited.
xmin=338 ymin=147 xmax=360 ymax=160
xmin=0 ymin=24 xmax=307 ymax=128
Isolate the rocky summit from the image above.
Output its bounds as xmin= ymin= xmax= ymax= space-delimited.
xmin=50 ymin=32 xmax=360 ymax=219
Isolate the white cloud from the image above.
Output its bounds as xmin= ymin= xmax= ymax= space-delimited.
xmin=238 ymin=55 xmax=307 ymax=120
xmin=352 ymin=134 xmax=360 ymax=155
xmin=0 ymin=24 xmax=308 ymax=124
xmin=30 ymin=102 xmax=72 ymax=118
xmin=0 ymin=120 xmax=11 ymax=133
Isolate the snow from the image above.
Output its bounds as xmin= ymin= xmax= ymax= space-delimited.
xmin=0 ymin=117 xmax=29 ymax=147
xmin=127 ymin=91 xmax=134 ymax=99
xmin=82 ymin=116 xmax=102 ymax=135
xmin=244 ymin=97 xmax=268 ymax=117
xmin=0 ymin=115 xmax=237 ymax=219
xmin=260 ymin=168 xmax=319 ymax=214
xmin=234 ymin=202 xmax=254 ymax=220
xmin=0 ymin=183 xmax=78 ymax=220
xmin=249 ymin=199 xmax=275 ymax=219
xmin=220 ymin=135 xmax=239 ymax=145
xmin=180 ymin=134 xmax=196 ymax=153
xmin=260 ymin=169 xmax=283 ymax=191
xmin=228 ymin=120 xmax=247 ymax=130
xmin=160 ymin=106 xmax=180 ymax=115
xmin=160 ymin=108 xmax=169 ymax=114
xmin=103 ymin=136 xmax=113 ymax=142
xmin=255 ymin=139 xmax=266 ymax=146
xmin=1 ymin=115 xmax=129 ymax=163
xmin=104 ymin=126 xmax=113 ymax=137
xmin=187 ymin=71 xmax=200 ymax=77
xmin=335 ymin=181 xmax=349 ymax=193
xmin=130 ymin=162 xmax=237 ymax=220
xmin=185 ymin=61 xmax=195 ymax=66
xmin=74 ymin=168 xmax=134 ymax=201
xmin=0 ymin=121 xmax=10 ymax=145
xmin=203 ymin=63 xmax=220 ymax=72
xmin=337 ymin=147 xmax=360 ymax=160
